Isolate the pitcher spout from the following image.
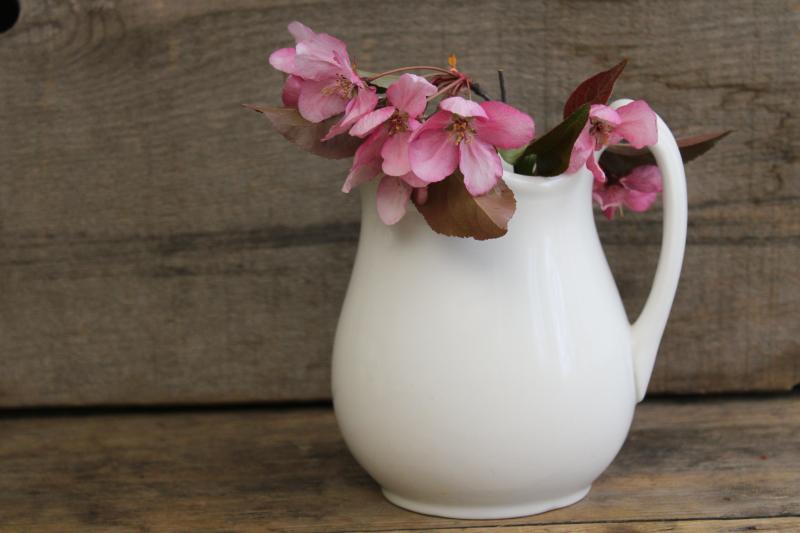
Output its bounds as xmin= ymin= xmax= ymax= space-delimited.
xmin=501 ymin=165 xmax=597 ymax=238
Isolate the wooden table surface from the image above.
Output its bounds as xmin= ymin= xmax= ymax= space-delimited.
xmin=1 ymin=395 xmax=798 ymax=532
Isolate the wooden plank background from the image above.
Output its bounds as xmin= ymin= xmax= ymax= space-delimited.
xmin=0 ymin=0 xmax=798 ymax=407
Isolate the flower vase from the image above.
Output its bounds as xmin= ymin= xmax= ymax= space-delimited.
xmin=331 ymin=100 xmax=688 ymax=519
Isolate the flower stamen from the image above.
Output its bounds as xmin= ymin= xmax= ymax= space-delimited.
xmin=387 ymin=110 xmax=410 ymax=135
xmin=322 ymin=75 xmax=357 ymax=100
xmin=446 ymin=116 xmax=475 ymax=145
xmin=589 ymin=117 xmax=615 ymax=148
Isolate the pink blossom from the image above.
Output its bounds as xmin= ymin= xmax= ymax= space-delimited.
xmin=321 ymin=87 xmax=379 ymax=141
xmin=351 ymin=74 xmax=436 ymax=174
xmin=269 ymin=21 xmax=370 ymax=127
xmin=341 ymin=74 xmax=437 ymax=225
xmin=593 ymin=165 xmax=663 ymax=219
xmin=568 ymin=100 xmax=658 ymax=182
xmin=281 ymin=75 xmax=303 ymax=107
xmin=408 ymin=97 xmax=535 ymax=196
xmin=342 ymin=128 xmax=388 ymax=194
xmin=342 ymin=128 xmax=428 ymax=225
xmin=375 ymin=175 xmax=421 ymax=225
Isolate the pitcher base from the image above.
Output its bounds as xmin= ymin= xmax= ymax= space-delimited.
xmin=381 ymin=485 xmax=591 ymax=520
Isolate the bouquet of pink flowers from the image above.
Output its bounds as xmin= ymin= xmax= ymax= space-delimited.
xmin=248 ymin=22 xmax=727 ymax=240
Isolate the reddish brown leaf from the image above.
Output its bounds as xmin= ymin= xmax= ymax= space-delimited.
xmin=563 ymin=59 xmax=628 ymax=118
xmin=600 ymin=130 xmax=731 ymax=180
xmin=414 ymin=173 xmax=516 ymax=240
xmin=606 ymin=130 xmax=732 ymax=161
xmin=243 ymin=104 xmax=362 ymax=159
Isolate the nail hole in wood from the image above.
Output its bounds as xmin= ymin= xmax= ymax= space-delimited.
xmin=0 ymin=0 xmax=20 ymax=33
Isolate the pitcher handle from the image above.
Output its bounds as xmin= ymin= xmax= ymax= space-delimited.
xmin=609 ymin=98 xmax=688 ymax=402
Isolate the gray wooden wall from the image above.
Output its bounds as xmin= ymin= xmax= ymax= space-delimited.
xmin=1 ymin=0 xmax=797 ymax=407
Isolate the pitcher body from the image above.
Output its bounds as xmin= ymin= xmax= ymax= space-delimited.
xmin=332 ymin=168 xmax=638 ymax=518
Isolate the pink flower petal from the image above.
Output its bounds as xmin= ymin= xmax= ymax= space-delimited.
xmin=440 ymin=96 xmax=488 ymax=118
xmin=343 ymin=165 xmax=379 ymax=194
xmin=342 ymin=129 xmax=387 ymax=193
xmin=294 ymin=32 xmax=352 ymax=81
xmin=297 ymin=79 xmax=347 ymax=123
xmin=589 ymin=104 xmax=622 ymax=127
xmin=387 ymin=74 xmax=437 ymax=118
xmin=474 ymin=101 xmax=535 ymax=149
xmin=381 ymin=131 xmax=413 ymax=176
xmin=293 ymin=52 xmax=341 ymax=81
xmin=399 ymin=171 xmax=428 ymax=188
xmin=408 ymin=118 xmax=459 ymax=184
xmin=615 ymin=100 xmax=658 ymax=148
xmin=376 ymin=176 xmax=412 ymax=225
xmin=617 ymin=165 xmax=663 ymax=213
xmin=459 ymin=139 xmax=503 ymax=196
xmin=351 ymin=128 xmax=386 ymax=169
xmin=333 ymin=49 xmax=361 ymax=87
xmin=287 ymin=21 xmax=316 ymax=42
xmin=409 ymin=110 xmax=452 ymax=142
xmin=321 ymin=88 xmax=378 ymax=141
xmin=623 ymin=189 xmax=659 ymax=212
xmin=593 ymin=183 xmax=626 ymax=212
xmin=587 ymin=155 xmax=606 ymax=183
xmin=620 ymin=165 xmax=663 ymax=193
xmin=413 ymin=186 xmax=429 ymax=205
xmin=350 ymin=106 xmax=396 ymax=138
xmin=281 ymin=75 xmax=303 ymax=107
xmin=567 ymin=125 xmax=594 ymax=174
xmin=269 ymin=48 xmax=296 ymax=74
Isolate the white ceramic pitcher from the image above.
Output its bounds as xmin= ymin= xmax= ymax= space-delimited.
xmin=331 ymin=99 xmax=688 ymax=519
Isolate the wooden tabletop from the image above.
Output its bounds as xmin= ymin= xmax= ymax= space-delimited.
xmin=1 ymin=395 xmax=798 ymax=532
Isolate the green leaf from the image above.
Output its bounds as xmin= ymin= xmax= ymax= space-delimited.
xmin=514 ymin=104 xmax=590 ymax=177
xmin=243 ymin=105 xmax=362 ymax=159
xmin=414 ymin=172 xmax=516 ymax=240
xmin=600 ymin=130 xmax=731 ymax=180
xmin=498 ymin=145 xmax=528 ymax=165
xmin=513 ymin=153 xmax=537 ymax=176
xmin=563 ymin=59 xmax=627 ymax=118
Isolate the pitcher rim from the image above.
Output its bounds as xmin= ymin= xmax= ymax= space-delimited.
xmin=501 ymin=163 xmax=592 ymax=193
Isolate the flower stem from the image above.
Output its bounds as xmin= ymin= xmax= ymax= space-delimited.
xmin=497 ymin=70 xmax=507 ymax=103
xmin=365 ymin=65 xmax=453 ymax=82
xmin=470 ymin=82 xmax=491 ymax=101
xmin=429 ymin=80 xmax=460 ymax=100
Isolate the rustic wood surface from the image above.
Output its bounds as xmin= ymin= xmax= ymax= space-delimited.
xmin=0 ymin=395 xmax=798 ymax=532
xmin=1 ymin=0 xmax=798 ymax=406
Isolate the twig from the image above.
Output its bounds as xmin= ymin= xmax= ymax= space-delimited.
xmin=430 ymin=80 xmax=460 ymax=100
xmin=498 ymin=70 xmax=507 ymax=103
xmin=365 ymin=65 xmax=452 ymax=82
xmin=470 ymin=83 xmax=492 ymax=101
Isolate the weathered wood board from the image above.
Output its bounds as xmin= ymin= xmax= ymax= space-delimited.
xmin=0 ymin=0 xmax=798 ymax=406
xmin=0 ymin=396 xmax=798 ymax=531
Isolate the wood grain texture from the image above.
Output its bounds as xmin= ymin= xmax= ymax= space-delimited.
xmin=0 ymin=0 xmax=798 ymax=406
xmin=389 ymin=518 xmax=800 ymax=532
xmin=0 ymin=396 xmax=798 ymax=532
